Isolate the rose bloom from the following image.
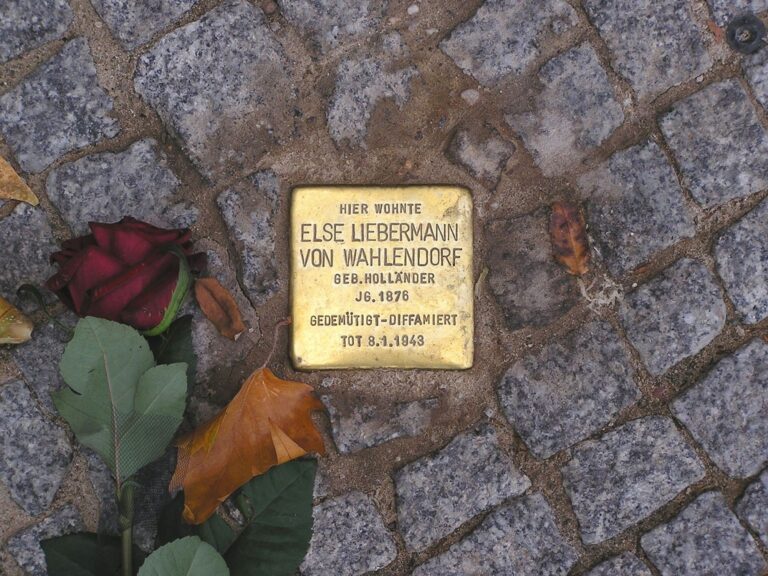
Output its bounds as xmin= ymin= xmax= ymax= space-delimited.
xmin=46 ymin=217 xmax=206 ymax=331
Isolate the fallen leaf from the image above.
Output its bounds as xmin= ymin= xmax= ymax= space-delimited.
xmin=549 ymin=201 xmax=589 ymax=276
xmin=0 ymin=156 xmax=38 ymax=205
xmin=194 ymin=278 xmax=246 ymax=340
xmin=171 ymin=367 xmax=325 ymax=524
xmin=0 ymin=296 xmax=33 ymax=344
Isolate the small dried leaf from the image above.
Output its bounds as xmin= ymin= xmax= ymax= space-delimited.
xmin=0 ymin=296 xmax=33 ymax=344
xmin=170 ymin=367 xmax=325 ymax=524
xmin=0 ymin=156 xmax=38 ymax=205
xmin=550 ymin=201 xmax=590 ymax=276
xmin=194 ymin=278 xmax=246 ymax=340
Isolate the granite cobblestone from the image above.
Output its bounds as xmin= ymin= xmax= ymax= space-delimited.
xmin=505 ymin=43 xmax=624 ymax=177
xmin=46 ymin=138 xmax=197 ymax=234
xmin=0 ymin=0 xmax=73 ymax=63
xmin=5 ymin=505 xmax=83 ymax=576
xmin=673 ymin=339 xmax=768 ymax=478
xmin=0 ymin=38 xmax=119 ymax=173
xmin=498 ymin=320 xmax=639 ymax=458
xmin=660 ymin=80 xmax=768 ymax=209
xmin=301 ymin=492 xmax=397 ymax=576
xmin=583 ymin=0 xmax=711 ymax=99
xmin=395 ymin=423 xmax=530 ymax=552
xmin=0 ymin=380 xmax=72 ymax=516
xmin=578 ymin=140 xmax=696 ymax=276
xmin=561 ymin=416 xmax=705 ymax=544
xmin=619 ymin=259 xmax=726 ymax=376
xmin=641 ymin=492 xmax=767 ymax=575
xmin=134 ymin=0 xmax=296 ymax=180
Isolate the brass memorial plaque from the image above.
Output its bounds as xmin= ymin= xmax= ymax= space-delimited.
xmin=290 ymin=186 xmax=474 ymax=370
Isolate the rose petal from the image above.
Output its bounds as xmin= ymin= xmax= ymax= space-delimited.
xmin=121 ymin=267 xmax=178 ymax=330
xmin=67 ymin=246 xmax=126 ymax=314
xmin=91 ymin=223 xmax=153 ymax=264
xmin=91 ymin=220 xmax=187 ymax=265
xmin=86 ymin=251 xmax=176 ymax=321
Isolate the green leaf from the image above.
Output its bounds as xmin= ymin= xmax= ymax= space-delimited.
xmin=225 ymin=459 xmax=316 ymax=576
xmin=41 ymin=532 xmax=144 ymax=576
xmin=197 ymin=513 xmax=237 ymax=554
xmin=157 ymin=493 xmax=192 ymax=546
xmin=157 ymin=494 xmax=235 ymax=554
xmin=137 ymin=536 xmax=229 ymax=576
xmin=159 ymin=460 xmax=316 ymax=575
xmin=53 ymin=317 xmax=187 ymax=481
xmin=148 ymin=315 xmax=196 ymax=388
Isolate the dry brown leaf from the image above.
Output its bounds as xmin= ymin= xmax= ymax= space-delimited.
xmin=0 ymin=156 xmax=38 ymax=206
xmin=194 ymin=277 xmax=246 ymax=340
xmin=0 ymin=296 xmax=33 ymax=344
xmin=549 ymin=201 xmax=589 ymax=276
xmin=170 ymin=367 xmax=325 ymax=524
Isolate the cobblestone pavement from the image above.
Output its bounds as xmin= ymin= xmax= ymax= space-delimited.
xmin=1 ymin=0 xmax=768 ymax=575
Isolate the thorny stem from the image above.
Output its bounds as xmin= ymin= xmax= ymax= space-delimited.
xmin=259 ymin=317 xmax=291 ymax=369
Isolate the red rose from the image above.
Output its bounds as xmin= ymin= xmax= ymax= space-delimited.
xmin=46 ymin=217 xmax=206 ymax=331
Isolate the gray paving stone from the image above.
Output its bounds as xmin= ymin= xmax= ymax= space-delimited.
xmin=0 ymin=204 xmax=58 ymax=309
xmin=487 ymin=210 xmax=580 ymax=330
xmin=91 ymin=0 xmax=201 ymax=50
xmin=217 ymin=170 xmax=280 ymax=306
xmin=322 ymin=395 xmax=438 ymax=454
xmin=499 ymin=320 xmax=640 ymax=459
xmin=641 ymin=492 xmax=767 ymax=576
xmin=5 ymin=505 xmax=83 ymax=576
xmin=0 ymin=0 xmax=73 ymax=63
xmin=327 ymin=32 xmax=418 ymax=147
xmin=744 ymin=48 xmax=768 ymax=111
xmin=313 ymin=462 xmax=330 ymax=500
xmin=186 ymin=239 xmax=260 ymax=386
xmin=0 ymin=38 xmax=120 ymax=173
xmin=301 ymin=492 xmax=397 ymax=576
xmin=661 ymin=80 xmax=768 ymax=208
xmin=736 ymin=469 xmax=768 ymax=547
xmin=578 ymin=141 xmax=696 ymax=276
xmin=708 ymin=0 xmax=768 ymax=26
xmin=439 ymin=0 xmax=578 ymax=86
xmin=619 ymin=259 xmax=726 ymax=376
xmin=412 ymin=493 xmax=577 ymax=576
xmin=47 ymin=139 xmax=197 ymax=235
xmin=506 ymin=43 xmax=624 ymax=177
xmin=583 ymin=0 xmax=711 ymax=99
xmin=561 ymin=416 xmax=705 ymax=544
xmin=134 ymin=0 xmax=296 ymax=180
xmin=673 ymin=339 xmax=768 ymax=478
xmin=84 ymin=449 xmax=120 ymax=536
xmin=11 ymin=314 xmax=75 ymax=414
xmin=446 ymin=124 xmax=515 ymax=187
xmin=585 ymin=553 xmax=652 ymax=576
xmin=395 ymin=423 xmax=530 ymax=552
xmin=714 ymin=198 xmax=768 ymax=324
xmin=0 ymin=380 xmax=72 ymax=516
xmin=279 ymin=0 xmax=386 ymax=53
